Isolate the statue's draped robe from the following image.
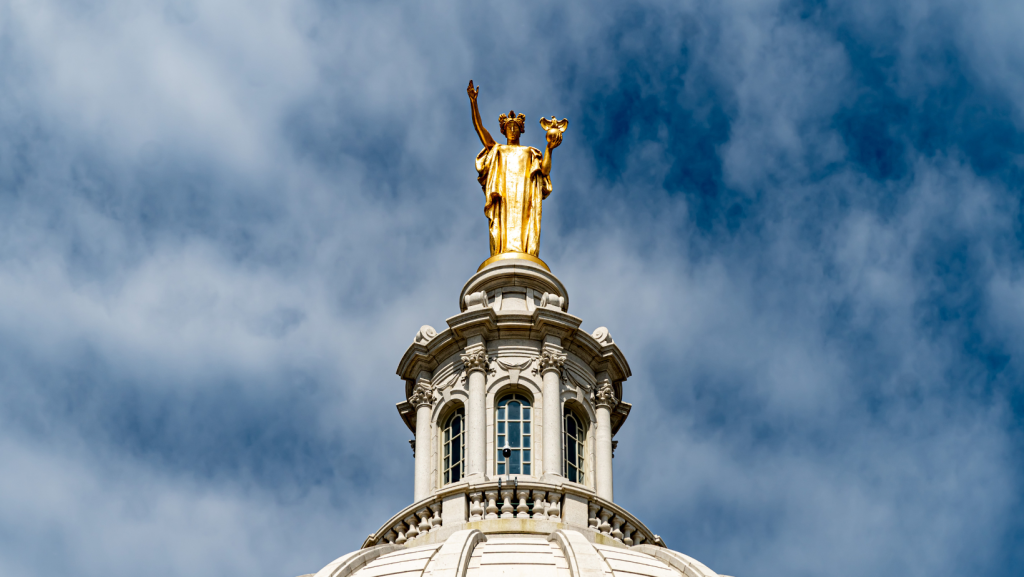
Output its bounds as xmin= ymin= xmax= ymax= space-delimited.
xmin=476 ymin=144 xmax=552 ymax=256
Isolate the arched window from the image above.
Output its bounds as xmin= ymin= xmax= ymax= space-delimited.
xmin=442 ymin=407 xmax=465 ymax=485
xmin=496 ymin=393 xmax=532 ymax=475
xmin=563 ymin=408 xmax=586 ymax=484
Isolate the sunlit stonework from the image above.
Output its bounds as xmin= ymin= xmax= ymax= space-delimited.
xmin=302 ymin=85 xmax=729 ymax=577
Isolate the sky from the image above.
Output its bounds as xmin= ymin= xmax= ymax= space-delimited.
xmin=1 ymin=0 xmax=1023 ymax=576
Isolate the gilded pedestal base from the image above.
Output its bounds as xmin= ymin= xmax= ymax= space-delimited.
xmin=478 ymin=252 xmax=550 ymax=272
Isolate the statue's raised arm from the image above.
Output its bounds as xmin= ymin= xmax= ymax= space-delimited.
xmin=467 ymin=81 xmax=496 ymax=149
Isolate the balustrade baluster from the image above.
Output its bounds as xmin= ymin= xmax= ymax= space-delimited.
xmin=484 ymin=490 xmax=500 ymax=520
xmin=384 ymin=529 xmax=397 ymax=544
xmin=546 ymin=492 xmax=562 ymax=521
xmin=500 ymin=488 xmax=514 ymax=518
xmin=417 ymin=508 xmax=432 ymax=534
xmin=516 ymin=489 xmax=530 ymax=518
xmin=531 ymin=490 xmax=548 ymax=520
xmin=610 ymin=515 xmax=624 ymax=541
xmin=587 ymin=502 xmax=600 ymax=530
xmin=394 ymin=522 xmax=408 ymax=545
xmin=622 ymin=523 xmax=636 ymax=546
xmin=429 ymin=502 xmax=442 ymax=532
xmin=404 ymin=514 xmax=420 ymax=540
xmin=469 ymin=492 xmax=484 ymax=521
xmin=598 ymin=509 xmax=612 ymax=535
xmin=633 ymin=532 xmax=646 ymax=546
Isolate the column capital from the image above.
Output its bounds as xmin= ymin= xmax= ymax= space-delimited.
xmin=460 ymin=350 xmax=490 ymax=374
xmin=535 ymin=349 xmax=567 ymax=375
xmin=596 ymin=381 xmax=618 ymax=409
xmin=410 ymin=381 xmax=434 ymax=408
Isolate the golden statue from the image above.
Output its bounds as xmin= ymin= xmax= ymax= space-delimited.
xmin=468 ymin=80 xmax=567 ymax=269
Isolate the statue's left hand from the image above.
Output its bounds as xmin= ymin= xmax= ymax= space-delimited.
xmin=546 ymin=128 xmax=563 ymax=149
xmin=540 ymin=116 xmax=567 ymax=149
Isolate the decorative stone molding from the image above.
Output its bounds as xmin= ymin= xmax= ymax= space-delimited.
xmin=592 ymin=327 xmax=614 ymax=346
xmin=460 ymin=350 xmax=490 ymax=374
xmin=414 ymin=325 xmax=438 ymax=345
xmin=495 ymin=358 xmax=534 ymax=385
xmin=409 ymin=382 xmax=434 ymax=408
xmin=596 ymin=381 xmax=618 ymax=409
xmin=534 ymin=350 xmax=567 ymax=375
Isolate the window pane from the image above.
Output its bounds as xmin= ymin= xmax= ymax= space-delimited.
xmin=452 ymin=441 xmax=460 ymax=462
xmin=497 ymin=462 xmax=505 ymax=475
xmin=497 ymin=407 xmax=505 ymax=420
xmin=523 ymin=449 xmax=530 ymax=463
xmin=509 ymin=402 xmax=520 ymax=420
xmin=524 ymin=407 xmax=531 ymax=420
xmin=521 ymin=397 xmax=530 ymax=407
xmin=498 ymin=422 xmax=505 ymax=434
xmin=498 ymin=434 xmax=505 ymax=448
xmin=452 ymin=464 xmax=461 ymax=483
xmin=524 ymin=436 xmax=530 ymax=448
xmin=524 ymin=463 xmax=530 ymax=475
xmin=567 ymin=416 xmax=576 ymax=436
xmin=510 ymin=450 xmax=521 ymax=474
xmin=524 ymin=422 xmax=530 ymax=434
xmin=568 ymin=438 xmax=576 ymax=462
xmin=509 ymin=422 xmax=521 ymax=447
xmin=453 ymin=417 xmax=461 ymax=435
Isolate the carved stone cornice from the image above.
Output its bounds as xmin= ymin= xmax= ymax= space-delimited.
xmin=460 ymin=350 xmax=490 ymax=374
xmin=596 ymin=381 xmax=618 ymax=409
xmin=534 ymin=349 xmax=567 ymax=375
xmin=409 ymin=382 xmax=434 ymax=408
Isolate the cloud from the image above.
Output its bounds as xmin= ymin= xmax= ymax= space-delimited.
xmin=0 ymin=0 xmax=1022 ymax=576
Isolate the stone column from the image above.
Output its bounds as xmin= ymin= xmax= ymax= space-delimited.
xmin=462 ymin=347 xmax=489 ymax=480
xmin=411 ymin=371 xmax=434 ymax=502
xmin=595 ymin=377 xmax=617 ymax=501
xmin=539 ymin=347 xmax=567 ymax=480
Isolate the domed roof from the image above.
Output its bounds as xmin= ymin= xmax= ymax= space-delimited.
xmin=311 ymin=528 xmax=723 ymax=577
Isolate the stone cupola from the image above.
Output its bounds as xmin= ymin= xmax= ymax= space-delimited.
xmin=396 ymin=258 xmax=631 ymax=504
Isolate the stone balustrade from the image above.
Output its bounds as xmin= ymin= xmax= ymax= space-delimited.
xmin=360 ymin=480 xmax=664 ymax=550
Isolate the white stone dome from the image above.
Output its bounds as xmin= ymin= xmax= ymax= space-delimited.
xmin=312 ymin=527 xmax=723 ymax=577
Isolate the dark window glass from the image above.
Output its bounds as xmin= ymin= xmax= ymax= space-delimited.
xmin=496 ymin=393 xmax=532 ymax=476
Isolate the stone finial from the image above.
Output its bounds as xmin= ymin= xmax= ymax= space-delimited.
xmin=592 ymin=327 xmax=614 ymax=345
xmin=409 ymin=382 xmax=433 ymax=408
xmin=596 ymin=381 xmax=618 ymax=409
xmin=534 ymin=349 xmax=566 ymax=375
xmin=464 ymin=290 xmax=489 ymax=310
xmin=414 ymin=325 xmax=437 ymax=345
xmin=461 ymin=350 xmax=489 ymax=374
xmin=539 ymin=292 xmax=565 ymax=311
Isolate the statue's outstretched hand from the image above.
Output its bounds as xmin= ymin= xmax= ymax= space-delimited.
xmin=546 ymin=130 xmax=563 ymax=149
xmin=467 ymin=80 xmax=479 ymax=101
xmin=541 ymin=116 xmax=567 ymax=149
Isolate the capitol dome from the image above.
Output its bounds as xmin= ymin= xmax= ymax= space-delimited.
xmin=303 ymin=257 xmax=731 ymax=577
